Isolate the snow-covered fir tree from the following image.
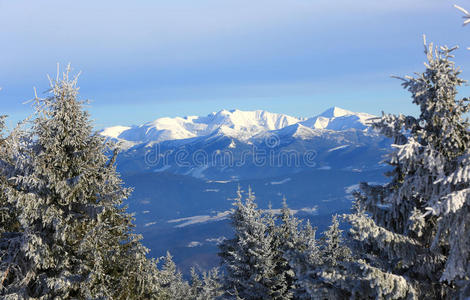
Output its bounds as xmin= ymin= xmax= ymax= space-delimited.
xmin=159 ymin=252 xmax=191 ymax=299
xmin=189 ymin=267 xmax=202 ymax=299
xmin=0 ymin=114 xmax=7 ymax=232
xmin=321 ymin=215 xmax=351 ymax=268
xmin=189 ymin=267 xmax=223 ymax=300
xmin=343 ymin=39 xmax=470 ymax=299
xmin=219 ymin=188 xmax=363 ymax=299
xmin=285 ymin=215 xmax=354 ymax=299
xmin=0 ymin=115 xmax=20 ymax=234
xmin=6 ymin=37 xmax=470 ymax=299
xmin=266 ymin=197 xmax=305 ymax=299
xmin=0 ymin=114 xmax=47 ymax=298
xmin=0 ymin=67 xmax=164 ymax=299
xmin=218 ymin=186 xmax=281 ymax=299
xmin=282 ymin=218 xmax=321 ymax=300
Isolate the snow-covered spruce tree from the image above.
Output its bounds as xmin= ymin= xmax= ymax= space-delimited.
xmin=0 ymin=115 xmax=20 ymax=234
xmin=189 ymin=267 xmax=223 ymax=300
xmin=265 ymin=197 xmax=305 ymax=299
xmin=0 ymin=117 xmax=44 ymax=298
xmin=0 ymin=115 xmax=23 ymax=296
xmin=159 ymin=252 xmax=190 ymax=299
xmin=218 ymin=186 xmax=281 ymax=299
xmin=0 ymin=114 xmax=8 ymax=232
xmin=1 ymin=68 xmax=163 ymax=299
xmin=283 ymin=218 xmax=321 ymax=300
xmin=344 ymin=40 xmax=470 ymax=299
xmin=321 ymin=215 xmax=351 ymax=268
xmin=285 ymin=215 xmax=353 ymax=299
xmin=189 ymin=267 xmax=202 ymax=299
xmin=288 ymin=212 xmax=414 ymax=299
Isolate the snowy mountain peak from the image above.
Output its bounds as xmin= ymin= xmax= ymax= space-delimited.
xmin=320 ymin=106 xmax=355 ymax=118
xmin=276 ymin=123 xmax=319 ymax=140
xmin=100 ymin=108 xmax=376 ymax=147
xmin=101 ymin=126 xmax=132 ymax=139
xmin=300 ymin=107 xmax=376 ymax=130
xmin=101 ymin=109 xmax=301 ymax=145
xmin=209 ymin=109 xmax=300 ymax=130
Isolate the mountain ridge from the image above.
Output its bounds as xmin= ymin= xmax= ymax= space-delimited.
xmin=101 ymin=107 xmax=376 ymax=147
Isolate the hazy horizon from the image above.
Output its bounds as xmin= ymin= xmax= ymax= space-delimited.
xmin=3 ymin=0 xmax=470 ymax=129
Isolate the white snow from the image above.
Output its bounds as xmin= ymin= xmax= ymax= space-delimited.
xmin=100 ymin=125 xmax=132 ymax=139
xmin=345 ymin=182 xmax=384 ymax=199
xmin=320 ymin=106 xmax=355 ymax=118
xmin=262 ymin=206 xmax=318 ymax=215
xmin=167 ymin=206 xmax=318 ymax=229
xmin=205 ymin=237 xmax=227 ymax=245
xmin=299 ymin=207 xmax=318 ymax=214
xmin=312 ymin=116 xmax=330 ymax=129
xmin=206 ymin=180 xmax=231 ymax=183
xmin=187 ymin=241 xmax=203 ymax=248
xmin=270 ymin=178 xmax=292 ymax=185
xmin=144 ymin=221 xmax=157 ymax=227
xmin=328 ymin=145 xmax=350 ymax=152
xmin=301 ymin=107 xmax=376 ymax=131
xmin=101 ymin=109 xmax=301 ymax=143
xmin=228 ymin=139 xmax=236 ymax=148
xmin=168 ymin=211 xmax=232 ymax=228
xmin=100 ymin=107 xmax=377 ymax=145
xmin=345 ymin=183 xmax=360 ymax=192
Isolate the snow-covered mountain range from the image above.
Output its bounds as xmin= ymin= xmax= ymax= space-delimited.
xmin=101 ymin=107 xmax=387 ymax=180
xmin=101 ymin=107 xmax=376 ymax=147
xmin=105 ymin=107 xmax=389 ymax=273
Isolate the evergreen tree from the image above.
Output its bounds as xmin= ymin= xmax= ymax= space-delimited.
xmin=0 ymin=115 xmax=25 ymax=296
xmin=343 ymin=40 xmax=470 ymax=298
xmin=0 ymin=114 xmax=7 ymax=232
xmin=189 ymin=267 xmax=203 ymax=299
xmin=189 ymin=267 xmax=223 ymax=300
xmin=0 ymin=113 xmax=42 ymax=297
xmin=321 ymin=215 xmax=351 ymax=267
xmin=0 ymin=115 xmax=19 ymax=234
xmin=159 ymin=252 xmax=190 ymax=299
xmin=284 ymin=220 xmax=321 ymax=300
xmin=199 ymin=268 xmax=223 ymax=300
xmin=0 ymin=67 xmax=163 ymax=298
xmin=288 ymin=215 xmax=353 ymax=299
xmin=218 ymin=186 xmax=279 ymax=299
xmin=267 ymin=197 xmax=303 ymax=299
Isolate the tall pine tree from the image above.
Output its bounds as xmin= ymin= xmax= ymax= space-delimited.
xmin=1 ymin=67 xmax=163 ymax=298
xmin=218 ymin=186 xmax=279 ymax=299
xmin=267 ymin=197 xmax=303 ymax=299
xmin=344 ymin=39 xmax=470 ymax=298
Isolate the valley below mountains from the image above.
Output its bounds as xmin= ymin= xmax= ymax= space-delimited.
xmin=100 ymin=107 xmax=391 ymax=274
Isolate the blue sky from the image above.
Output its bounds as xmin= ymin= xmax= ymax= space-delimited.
xmin=2 ymin=0 xmax=470 ymax=129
